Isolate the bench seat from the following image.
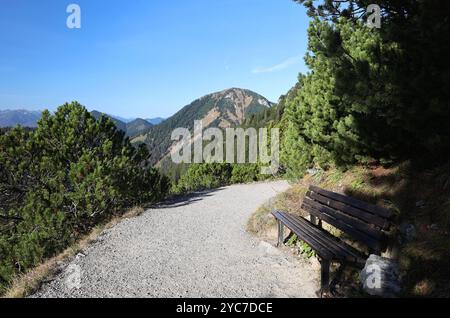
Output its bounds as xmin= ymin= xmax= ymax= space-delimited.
xmin=272 ymin=210 xmax=367 ymax=267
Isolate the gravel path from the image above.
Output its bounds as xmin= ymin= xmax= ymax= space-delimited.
xmin=32 ymin=181 xmax=319 ymax=298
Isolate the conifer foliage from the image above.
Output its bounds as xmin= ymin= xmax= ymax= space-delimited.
xmin=0 ymin=102 xmax=169 ymax=291
xmin=282 ymin=0 xmax=450 ymax=179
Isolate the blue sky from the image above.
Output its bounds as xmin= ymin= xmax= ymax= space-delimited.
xmin=0 ymin=0 xmax=309 ymax=118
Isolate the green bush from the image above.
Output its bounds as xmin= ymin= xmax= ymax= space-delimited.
xmin=173 ymin=162 xmax=273 ymax=194
xmin=230 ymin=164 xmax=271 ymax=184
xmin=174 ymin=163 xmax=232 ymax=193
xmin=0 ymin=102 xmax=169 ymax=292
xmin=230 ymin=164 xmax=260 ymax=184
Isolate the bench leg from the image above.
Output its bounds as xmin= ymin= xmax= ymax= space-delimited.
xmin=277 ymin=220 xmax=284 ymax=247
xmin=330 ymin=263 xmax=346 ymax=296
xmin=310 ymin=215 xmax=322 ymax=229
xmin=319 ymin=259 xmax=331 ymax=297
xmin=283 ymin=231 xmax=295 ymax=245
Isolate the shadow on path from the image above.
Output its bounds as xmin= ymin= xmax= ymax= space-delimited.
xmin=147 ymin=187 xmax=224 ymax=209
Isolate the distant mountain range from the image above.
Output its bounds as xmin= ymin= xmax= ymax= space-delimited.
xmin=145 ymin=117 xmax=165 ymax=125
xmin=109 ymin=115 xmax=165 ymax=125
xmin=0 ymin=109 xmax=41 ymax=128
xmin=1 ymin=88 xmax=273 ymax=165
xmin=0 ymin=109 xmax=165 ymax=138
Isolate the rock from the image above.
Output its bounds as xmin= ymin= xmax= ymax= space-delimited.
xmin=415 ymin=200 xmax=426 ymax=208
xmin=360 ymin=254 xmax=401 ymax=297
xmin=399 ymin=223 xmax=416 ymax=243
xmin=75 ymin=252 xmax=86 ymax=260
xmin=429 ymin=223 xmax=439 ymax=230
xmin=306 ymin=168 xmax=319 ymax=175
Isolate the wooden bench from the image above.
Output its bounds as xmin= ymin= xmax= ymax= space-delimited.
xmin=272 ymin=185 xmax=393 ymax=295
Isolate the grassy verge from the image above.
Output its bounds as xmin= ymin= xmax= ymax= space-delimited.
xmin=247 ymin=162 xmax=450 ymax=297
xmin=1 ymin=206 xmax=144 ymax=298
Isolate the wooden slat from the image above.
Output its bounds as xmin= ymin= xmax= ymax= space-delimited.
xmin=274 ymin=211 xmax=333 ymax=259
xmin=303 ymin=197 xmax=385 ymax=240
xmin=302 ymin=202 xmax=384 ymax=252
xmin=291 ymin=215 xmax=367 ymax=259
xmin=282 ymin=213 xmax=365 ymax=264
xmin=272 ymin=211 xmax=366 ymax=264
xmin=309 ymin=185 xmax=392 ymax=219
xmin=281 ymin=212 xmax=366 ymax=264
xmin=282 ymin=213 xmax=346 ymax=260
xmin=273 ymin=211 xmax=333 ymax=260
xmin=306 ymin=190 xmax=390 ymax=230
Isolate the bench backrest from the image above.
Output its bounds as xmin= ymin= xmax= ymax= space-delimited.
xmin=301 ymin=185 xmax=393 ymax=253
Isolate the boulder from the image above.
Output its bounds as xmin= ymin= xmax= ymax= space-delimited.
xmin=360 ymin=254 xmax=401 ymax=297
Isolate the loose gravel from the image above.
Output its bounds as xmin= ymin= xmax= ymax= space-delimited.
xmin=32 ymin=180 xmax=319 ymax=298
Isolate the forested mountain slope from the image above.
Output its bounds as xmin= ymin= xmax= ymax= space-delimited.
xmin=131 ymin=88 xmax=273 ymax=165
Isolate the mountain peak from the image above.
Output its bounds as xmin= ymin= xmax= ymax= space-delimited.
xmin=131 ymin=88 xmax=274 ymax=164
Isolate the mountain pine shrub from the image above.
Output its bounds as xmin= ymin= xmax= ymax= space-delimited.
xmin=282 ymin=0 xmax=450 ymax=178
xmin=0 ymin=102 xmax=169 ymax=292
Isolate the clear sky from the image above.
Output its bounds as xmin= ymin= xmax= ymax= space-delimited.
xmin=0 ymin=0 xmax=309 ymax=118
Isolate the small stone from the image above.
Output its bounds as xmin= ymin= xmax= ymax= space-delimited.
xmin=415 ymin=200 xmax=425 ymax=208
xmin=75 ymin=252 xmax=86 ymax=259
xmin=360 ymin=254 xmax=401 ymax=297
xmin=399 ymin=223 xmax=416 ymax=243
xmin=306 ymin=168 xmax=319 ymax=175
xmin=429 ymin=223 xmax=439 ymax=230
